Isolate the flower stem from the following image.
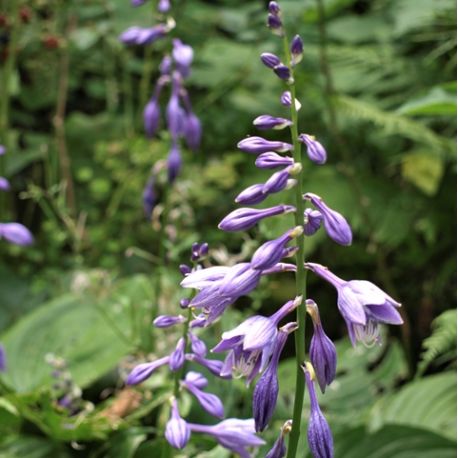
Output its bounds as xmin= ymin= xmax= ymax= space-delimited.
xmin=283 ymin=36 xmax=308 ymax=458
xmin=173 ymin=303 xmax=193 ymax=397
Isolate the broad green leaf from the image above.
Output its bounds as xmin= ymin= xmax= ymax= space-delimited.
xmin=0 ymin=435 xmax=69 ymax=458
xmin=103 ymin=427 xmax=149 ymax=458
xmin=397 ymin=88 xmax=456 ymax=116
xmin=369 ymin=372 xmax=456 ymax=440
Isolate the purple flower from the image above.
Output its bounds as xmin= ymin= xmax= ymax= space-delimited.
xmin=0 ymin=344 xmax=6 ymax=372
xmin=251 ymin=227 xmax=302 ymax=271
xmin=235 ymin=184 xmax=268 ymax=205
xmin=268 ymin=1 xmax=281 ymax=14
xmin=188 ymin=354 xmax=230 ymax=378
xmin=263 ymin=167 xmax=291 ymax=194
xmin=172 ymin=39 xmax=194 ymax=77
xmin=153 ymin=314 xmax=186 ymax=328
xmin=267 ymin=13 xmax=283 ymax=33
xmin=179 ymin=264 xmax=192 ymax=276
xmin=126 ymin=355 xmax=170 ymax=385
xmin=255 ymin=152 xmax=294 ymax=169
xmin=303 ymin=193 xmax=352 ymax=246
xmin=299 ymin=134 xmax=327 ymax=165
xmin=218 ymin=205 xmax=295 ymax=232
xmin=237 ymin=136 xmax=292 ymax=154
xmin=119 ymin=25 xmax=168 ymax=46
xmin=266 ymin=421 xmax=292 ymax=458
xmin=304 ymin=208 xmax=323 ymax=236
xmin=167 ymin=143 xmax=182 ymax=183
xmin=184 ymin=370 xmax=208 ymax=389
xmin=181 ymin=266 xmax=231 ymax=290
xmin=0 ymin=145 xmax=5 ymax=155
xmin=260 ymin=52 xmax=281 ymax=69
xmin=252 ymin=329 xmax=289 ymax=431
xmin=169 ymin=337 xmax=186 ymax=371
xmin=188 ymin=419 xmax=265 ymax=458
xmin=131 ymin=0 xmax=146 ymax=6
xmin=273 ymin=64 xmax=292 ymax=82
xmin=143 ymin=96 xmax=161 ymax=138
xmin=0 ymin=223 xmax=33 ymax=246
xmin=305 ymin=262 xmax=403 ymax=346
xmin=280 ymin=91 xmax=302 ymax=110
xmin=142 ymin=176 xmax=156 ymax=219
xmin=218 ymin=263 xmax=262 ymax=297
xmin=304 ymin=364 xmax=334 ymax=458
xmin=306 ymin=300 xmax=337 ymax=393
xmin=213 ymin=299 xmax=299 ymax=383
xmin=160 ymin=55 xmax=173 ymax=75
xmin=253 ymin=115 xmax=292 ymax=131
xmin=189 ymin=333 xmax=207 ymax=357
xmin=157 ymin=0 xmax=171 ymax=13
xmin=0 ymin=177 xmax=10 ymax=191
xmin=182 ymin=372 xmax=225 ymax=418
xmin=166 ymin=88 xmax=184 ymax=140
xmin=183 ymin=111 xmax=202 ymax=151
xmin=191 ymin=242 xmax=209 ymax=262
xmin=290 ymin=35 xmax=304 ymax=65
xmin=165 ymin=398 xmax=191 ymax=449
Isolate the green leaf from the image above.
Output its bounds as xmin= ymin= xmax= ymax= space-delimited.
xmin=369 ymin=372 xmax=457 ymax=441
xmin=103 ymin=427 xmax=149 ymax=458
xmin=0 ymin=435 xmax=69 ymax=458
xmin=402 ymin=151 xmax=444 ymax=196
xmin=397 ymin=88 xmax=456 ymax=116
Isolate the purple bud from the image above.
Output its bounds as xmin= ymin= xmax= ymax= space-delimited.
xmin=173 ymin=39 xmax=194 ymax=78
xmin=260 ymin=52 xmax=281 ymax=69
xmin=273 ymin=64 xmax=291 ymax=81
xmin=0 ymin=344 xmax=6 ymax=372
xmin=153 ymin=314 xmax=186 ymax=328
xmin=304 ymin=365 xmax=334 ymax=458
xmin=0 ymin=177 xmax=10 ymax=191
xmin=131 ymin=0 xmax=145 ymax=6
xmin=183 ymin=380 xmax=225 ymax=418
xmin=290 ymin=35 xmax=304 ymax=65
xmin=0 ymin=223 xmax=33 ymax=246
xmin=143 ymin=97 xmax=161 ymax=138
xmin=160 ymin=55 xmax=173 ymax=75
xmin=304 ymin=208 xmax=323 ymax=236
xmin=299 ymin=134 xmax=327 ymax=165
xmin=237 ymin=136 xmax=292 ymax=154
xmin=306 ymin=300 xmax=337 ymax=393
xmin=235 ymin=184 xmax=268 ymax=205
xmin=167 ymin=143 xmax=182 ymax=183
xmin=165 ymin=398 xmax=191 ymax=449
xmin=266 ymin=434 xmax=286 ymax=458
xmin=304 ymin=193 xmax=352 ymax=246
xmin=185 ymin=371 xmax=208 ymax=389
xmin=119 ymin=25 xmax=168 ymax=46
xmin=157 ymin=0 xmax=171 ymax=13
xmin=179 ymin=264 xmax=192 ymax=275
xmin=191 ymin=242 xmax=209 ymax=261
xmin=267 ymin=13 xmax=283 ymax=32
xmin=142 ymin=176 xmax=156 ymax=219
xmin=263 ymin=168 xmax=290 ymax=194
xmin=126 ymin=356 xmax=170 ymax=385
xmin=184 ymin=112 xmax=202 ymax=151
xmin=167 ymin=90 xmax=184 ymax=139
xmin=255 ymin=152 xmax=294 ymax=169
xmin=0 ymin=146 xmax=6 ymax=155
xmin=268 ymin=1 xmax=280 ymax=14
xmin=218 ymin=205 xmax=295 ymax=232
xmin=180 ymin=298 xmax=190 ymax=308
xmin=251 ymin=228 xmax=301 ymax=271
xmin=189 ymin=333 xmax=207 ymax=357
xmin=169 ymin=338 xmax=186 ymax=371
xmin=280 ymin=91 xmax=302 ymax=110
xmin=253 ymin=115 xmax=292 ymax=131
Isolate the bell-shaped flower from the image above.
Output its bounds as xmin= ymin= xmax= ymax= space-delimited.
xmin=251 ymin=226 xmax=302 ymax=271
xmin=169 ymin=337 xmax=186 ymax=371
xmin=0 ymin=223 xmax=33 ymax=246
xmin=303 ymin=193 xmax=352 ymax=246
xmin=172 ymin=39 xmax=194 ymax=77
xmin=213 ymin=299 xmax=299 ymax=383
xmin=153 ymin=314 xmax=186 ymax=328
xmin=143 ymin=96 xmax=161 ymax=138
xmin=290 ymin=34 xmax=304 ymax=65
xmin=305 ymin=262 xmax=403 ymax=346
xmin=304 ymin=363 xmax=334 ymax=458
xmin=219 ymin=205 xmax=295 ymax=232
xmin=299 ymin=134 xmax=327 ymax=165
xmin=182 ymin=372 xmax=225 ymax=418
xmin=167 ymin=143 xmax=182 ymax=183
xmin=188 ymin=418 xmax=265 ymax=457
xmin=166 ymin=88 xmax=184 ymax=140
xmin=306 ymin=300 xmax=337 ymax=393
xmin=181 ymin=266 xmax=230 ymax=290
xmin=237 ymin=136 xmax=292 ymax=154
xmin=165 ymin=398 xmax=191 ymax=449
xmin=184 ymin=111 xmax=202 ymax=151
xmin=304 ymin=208 xmax=323 ymax=236
xmin=187 ymin=354 xmax=230 ymax=379
xmin=255 ymin=152 xmax=294 ymax=169
xmin=260 ymin=52 xmax=281 ymax=69
xmin=253 ymin=327 xmax=292 ymax=431
xmin=126 ymin=355 xmax=169 ymax=385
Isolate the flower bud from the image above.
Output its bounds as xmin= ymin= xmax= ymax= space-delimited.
xmin=253 ymin=115 xmax=292 ymax=130
xmin=180 ymin=298 xmax=190 ymax=308
xmin=165 ymin=398 xmax=191 ymax=449
xmin=172 ymin=39 xmax=194 ymax=78
xmin=273 ymin=64 xmax=292 ymax=83
xmin=267 ymin=13 xmax=283 ymax=34
xmin=179 ymin=264 xmax=192 ymax=275
xmin=268 ymin=1 xmax=280 ymax=14
xmin=144 ymin=97 xmax=161 ymax=138
xmin=160 ymin=55 xmax=173 ymax=75
xmin=304 ymin=208 xmax=323 ymax=236
xmin=169 ymin=338 xmax=186 ymax=371
xmin=153 ymin=315 xmax=186 ymax=328
xmin=280 ymin=91 xmax=302 ymax=110
xmin=260 ymin=52 xmax=281 ymax=69
xmin=263 ymin=168 xmax=290 ymax=194
xmin=299 ymin=134 xmax=327 ymax=165
xmin=250 ymin=229 xmax=296 ymax=271
xmin=235 ymin=184 xmax=267 ymax=205
xmin=237 ymin=136 xmax=292 ymax=154
xmin=290 ymin=34 xmax=304 ymax=65
xmin=184 ymin=111 xmax=202 ymax=151
xmin=167 ymin=143 xmax=182 ymax=183
xmin=0 ymin=223 xmax=33 ymax=246
xmin=255 ymin=152 xmax=294 ymax=169
xmin=0 ymin=177 xmax=10 ymax=191
xmin=157 ymin=0 xmax=171 ymax=13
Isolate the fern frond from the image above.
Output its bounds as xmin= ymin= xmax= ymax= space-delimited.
xmin=417 ymin=309 xmax=457 ymax=375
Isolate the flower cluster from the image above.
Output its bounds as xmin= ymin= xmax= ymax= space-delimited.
xmin=126 ymin=244 xmax=265 ymax=457
xmin=120 ymin=1 xmax=201 ymax=219
xmin=0 ymin=146 xmax=33 ymax=246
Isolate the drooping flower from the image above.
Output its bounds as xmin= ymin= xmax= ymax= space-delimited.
xmin=188 ymin=418 xmax=265 ymax=458
xmin=299 ymin=134 xmax=327 ymax=165
xmin=153 ymin=314 xmax=186 ymax=328
xmin=260 ymin=52 xmax=282 ymax=69
xmin=237 ymin=136 xmax=292 ymax=154
xmin=253 ymin=115 xmax=292 ymax=131
xmin=169 ymin=337 xmax=186 ymax=371
xmin=0 ymin=223 xmax=34 ymax=246
xmin=266 ymin=420 xmax=292 ymax=458
xmin=306 ymin=262 xmax=403 ymax=346
xmin=172 ymin=39 xmax=194 ymax=77
xmin=167 ymin=142 xmax=182 ymax=183
xmin=304 ymin=208 xmax=323 ymax=236
xmin=165 ymin=398 xmax=191 ymax=449
xmin=303 ymin=193 xmax=352 ymax=246
xmin=189 ymin=333 xmax=207 ymax=357
xmin=157 ymin=0 xmax=171 ymax=13
xmin=143 ymin=96 xmax=161 ymax=138
xmin=306 ymin=299 xmax=337 ymax=393
xmin=119 ymin=24 xmax=169 ymax=46
xmin=126 ymin=355 xmax=170 ymax=385
xmin=255 ymin=152 xmax=294 ymax=169
xmin=183 ymin=111 xmax=202 ymax=151
xmin=304 ymin=363 xmax=334 ymax=458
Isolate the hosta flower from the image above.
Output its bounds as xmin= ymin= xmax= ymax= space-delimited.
xmin=169 ymin=337 xmax=186 ymax=371
xmin=0 ymin=223 xmax=33 ymax=246
xmin=183 ymin=111 xmax=202 ymax=151
xmin=237 ymin=136 xmax=292 ymax=154
xmin=189 ymin=333 xmax=207 ymax=357
xmin=143 ymin=96 xmax=161 ymax=138
xmin=119 ymin=25 xmax=169 ymax=46
xmin=306 ymin=262 xmax=403 ymax=346
xmin=172 ymin=39 xmax=193 ymax=77
xmin=182 ymin=372 xmax=224 ymax=418
xmin=304 ymin=208 xmax=323 ymax=236
xmin=167 ymin=142 xmax=182 ymax=183
xmin=303 ymin=193 xmax=352 ymax=246
xmin=165 ymin=398 xmax=191 ymax=449
xmin=260 ymin=52 xmax=281 ymax=69
xmin=304 ymin=363 xmax=334 ymax=458
xmin=299 ymin=134 xmax=327 ymax=165
xmin=157 ymin=0 xmax=171 ymax=13
xmin=126 ymin=355 xmax=170 ymax=385
xmin=0 ymin=177 xmax=10 ymax=191
xmin=290 ymin=34 xmax=304 ymax=65
xmin=188 ymin=418 xmax=265 ymax=458
xmin=280 ymin=91 xmax=302 ymax=110
xmin=253 ymin=115 xmax=292 ymax=130
xmin=306 ymin=300 xmax=337 ymax=393
xmin=255 ymin=152 xmax=294 ymax=169
xmin=266 ymin=420 xmax=292 ymax=458
xmin=142 ymin=175 xmax=156 ymax=219
xmin=153 ymin=314 xmax=186 ymax=328
xmin=0 ymin=344 xmax=6 ymax=372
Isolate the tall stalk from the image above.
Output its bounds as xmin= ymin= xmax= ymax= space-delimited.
xmin=282 ymin=36 xmax=308 ymax=458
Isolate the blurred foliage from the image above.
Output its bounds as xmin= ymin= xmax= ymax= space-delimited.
xmin=0 ymin=0 xmax=455 ymax=456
